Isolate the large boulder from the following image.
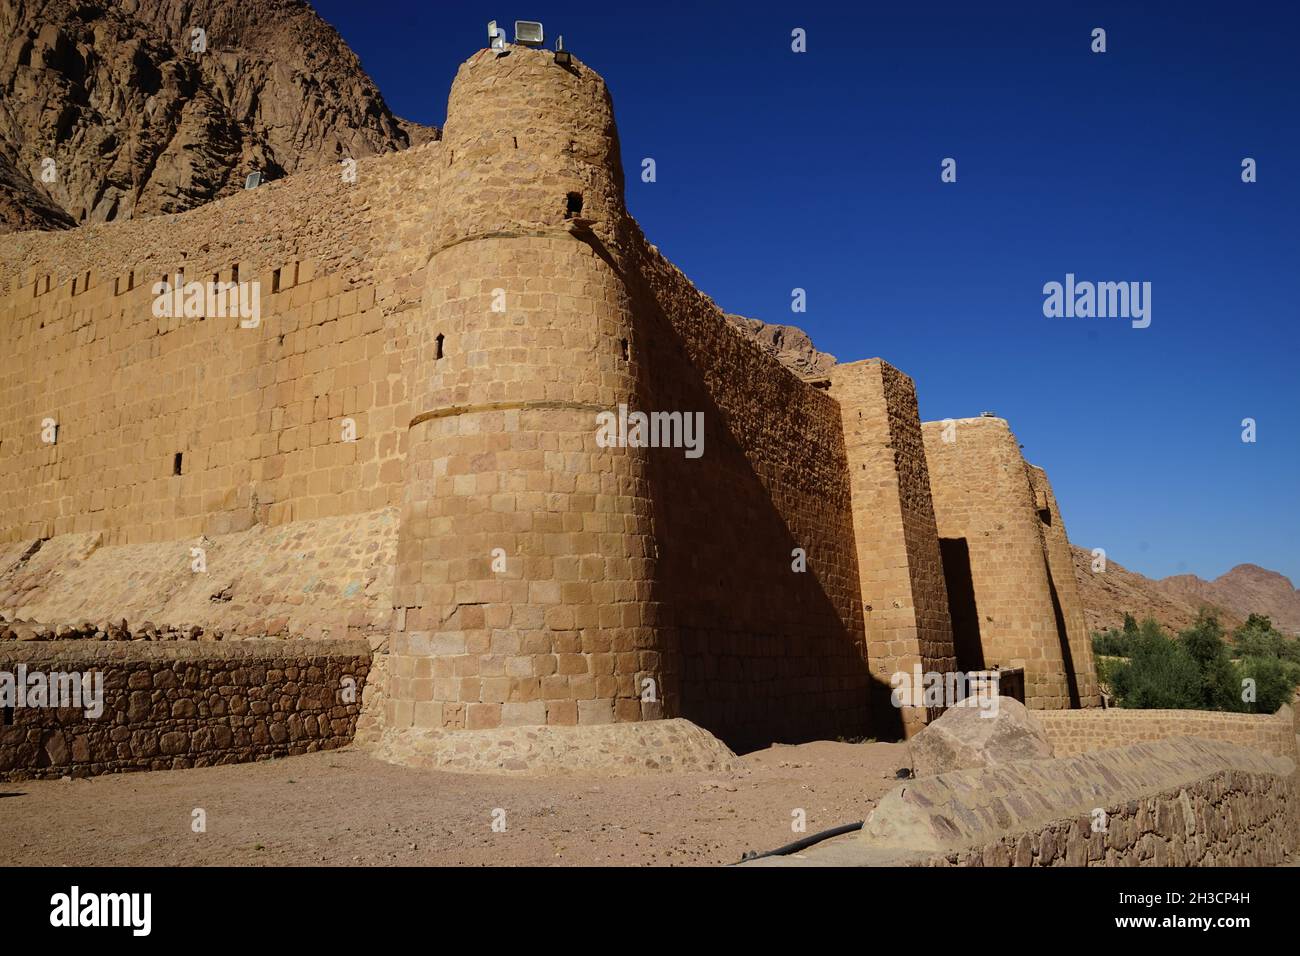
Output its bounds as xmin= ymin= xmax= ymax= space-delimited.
xmin=908 ymin=696 xmax=1054 ymax=777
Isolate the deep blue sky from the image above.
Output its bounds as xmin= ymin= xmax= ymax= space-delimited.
xmin=314 ymin=0 xmax=1299 ymax=585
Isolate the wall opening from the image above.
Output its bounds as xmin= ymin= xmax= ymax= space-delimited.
xmin=565 ymin=192 xmax=583 ymax=218
xmin=272 ymin=268 xmax=281 ymax=293
xmin=173 ymin=452 xmax=183 ymax=476
xmin=939 ymin=537 xmax=985 ymax=672
xmin=232 ymin=264 xmax=239 ymax=283
xmin=620 ymin=337 xmax=629 ymax=362
xmin=435 ymin=333 xmax=445 ymax=360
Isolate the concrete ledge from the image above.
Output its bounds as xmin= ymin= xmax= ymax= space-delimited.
xmin=371 ymin=717 xmax=744 ymax=776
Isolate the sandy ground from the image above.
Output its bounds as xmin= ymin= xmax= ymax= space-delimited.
xmin=0 ymin=740 xmax=909 ymax=866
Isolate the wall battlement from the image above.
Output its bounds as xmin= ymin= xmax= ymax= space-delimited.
xmin=0 ymin=44 xmax=1098 ymax=770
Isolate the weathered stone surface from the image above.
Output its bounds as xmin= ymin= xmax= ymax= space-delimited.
xmin=0 ymin=640 xmax=372 ymax=780
xmin=909 ymin=696 xmax=1054 ymax=777
xmin=751 ymin=735 xmax=1299 ymax=867
xmin=373 ymin=717 xmax=744 ymax=777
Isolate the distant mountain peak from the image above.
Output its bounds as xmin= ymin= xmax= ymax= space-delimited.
xmin=1073 ymin=545 xmax=1300 ymax=636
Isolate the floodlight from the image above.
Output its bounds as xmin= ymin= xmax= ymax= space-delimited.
xmin=244 ymin=171 xmax=262 ymax=189
xmin=554 ymin=34 xmax=571 ymax=66
xmin=514 ymin=20 xmax=544 ymax=46
xmin=487 ymin=20 xmax=505 ymax=50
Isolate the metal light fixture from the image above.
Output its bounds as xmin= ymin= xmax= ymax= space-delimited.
xmin=244 ymin=172 xmax=262 ymax=189
xmin=487 ymin=20 xmax=505 ymax=51
xmin=554 ymin=34 xmax=571 ymax=66
xmin=514 ymin=20 xmax=544 ymax=46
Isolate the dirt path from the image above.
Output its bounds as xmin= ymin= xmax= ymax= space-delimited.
xmin=0 ymin=740 xmax=908 ymax=866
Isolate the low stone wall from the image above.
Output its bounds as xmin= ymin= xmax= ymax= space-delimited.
xmin=0 ymin=639 xmax=372 ymax=780
xmin=749 ymin=736 xmax=1298 ymax=867
xmin=1036 ymin=705 xmax=1297 ymax=760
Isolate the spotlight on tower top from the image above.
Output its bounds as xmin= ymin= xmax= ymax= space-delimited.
xmin=514 ymin=20 xmax=544 ymax=46
xmin=487 ymin=20 xmax=505 ymax=50
xmin=554 ymin=34 xmax=571 ymax=66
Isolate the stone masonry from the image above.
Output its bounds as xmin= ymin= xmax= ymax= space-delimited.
xmin=0 ymin=41 xmax=1100 ymax=775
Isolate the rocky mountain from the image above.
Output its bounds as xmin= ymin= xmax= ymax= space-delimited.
xmin=1159 ymin=564 xmax=1300 ymax=637
xmin=1071 ymin=545 xmax=1300 ymax=638
xmin=725 ymin=313 xmax=837 ymax=380
xmin=0 ymin=0 xmax=437 ymax=234
xmin=1071 ymin=545 xmax=1242 ymax=636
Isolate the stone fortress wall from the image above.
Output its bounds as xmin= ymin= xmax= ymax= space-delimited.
xmin=921 ymin=417 xmax=1098 ymax=710
xmin=1 ymin=42 xmax=1103 ymax=777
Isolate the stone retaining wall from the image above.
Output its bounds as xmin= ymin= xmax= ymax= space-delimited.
xmin=0 ymin=639 xmax=372 ymax=779
xmin=1036 ymin=705 xmax=1297 ymax=760
xmin=751 ymin=736 xmax=1298 ymax=867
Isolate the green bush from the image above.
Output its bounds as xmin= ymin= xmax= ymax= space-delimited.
xmin=1108 ymin=626 xmax=1203 ymax=709
xmin=1177 ymin=612 xmax=1245 ymax=712
xmin=1233 ymin=614 xmax=1300 ymax=665
xmin=1239 ymin=656 xmax=1297 ymax=713
xmin=1091 ymin=613 xmax=1144 ymax=658
xmin=1104 ymin=609 xmax=1300 ymax=714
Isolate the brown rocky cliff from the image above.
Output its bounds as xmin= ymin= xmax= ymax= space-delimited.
xmin=1159 ymin=564 xmax=1300 ymax=636
xmin=725 ymin=313 xmax=837 ymax=380
xmin=1068 ymin=544 xmax=1300 ymax=637
xmin=0 ymin=0 xmax=437 ymax=233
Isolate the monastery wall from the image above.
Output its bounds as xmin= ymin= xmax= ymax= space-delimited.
xmin=0 ymin=134 xmax=441 ymax=640
xmin=626 ymin=233 xmax=871 ymax=749
xmin=381 ymin=47 xmax=872 ymax=751
xmin=921 ymin=417 xmax=1073 ymax=709
xmin=828 ymin=359 xmax=954 ymax=737
xmin=1027 ymin=464 xmax=1101 ymax=706
xmin=0 ymin=43 xmax=1102 ymax=778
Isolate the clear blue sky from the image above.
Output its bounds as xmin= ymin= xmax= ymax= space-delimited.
xmin=314 ymin=0 xmax=1299 ymax=585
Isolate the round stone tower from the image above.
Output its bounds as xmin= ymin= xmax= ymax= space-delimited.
xmin=384 ymin=45 xmax=664 ymax=739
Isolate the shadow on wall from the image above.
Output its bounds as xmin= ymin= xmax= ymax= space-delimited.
xmin=627 ymin=268 xmax=873 ymax=754
xmin=939 ymin=537 xmax=984 ymax=673
xmin=1046 ymin=571 xmax=1081 ymax=708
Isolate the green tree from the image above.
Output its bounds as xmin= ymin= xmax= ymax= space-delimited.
xmin=1177 ymin=612 xmax=1244 ymax=712
xmin=1109 ymin=625 xmax=1202 ymax=709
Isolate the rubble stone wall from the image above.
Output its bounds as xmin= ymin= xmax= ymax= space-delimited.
xmin=0 ymin=639 xmax=372 ymax=780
